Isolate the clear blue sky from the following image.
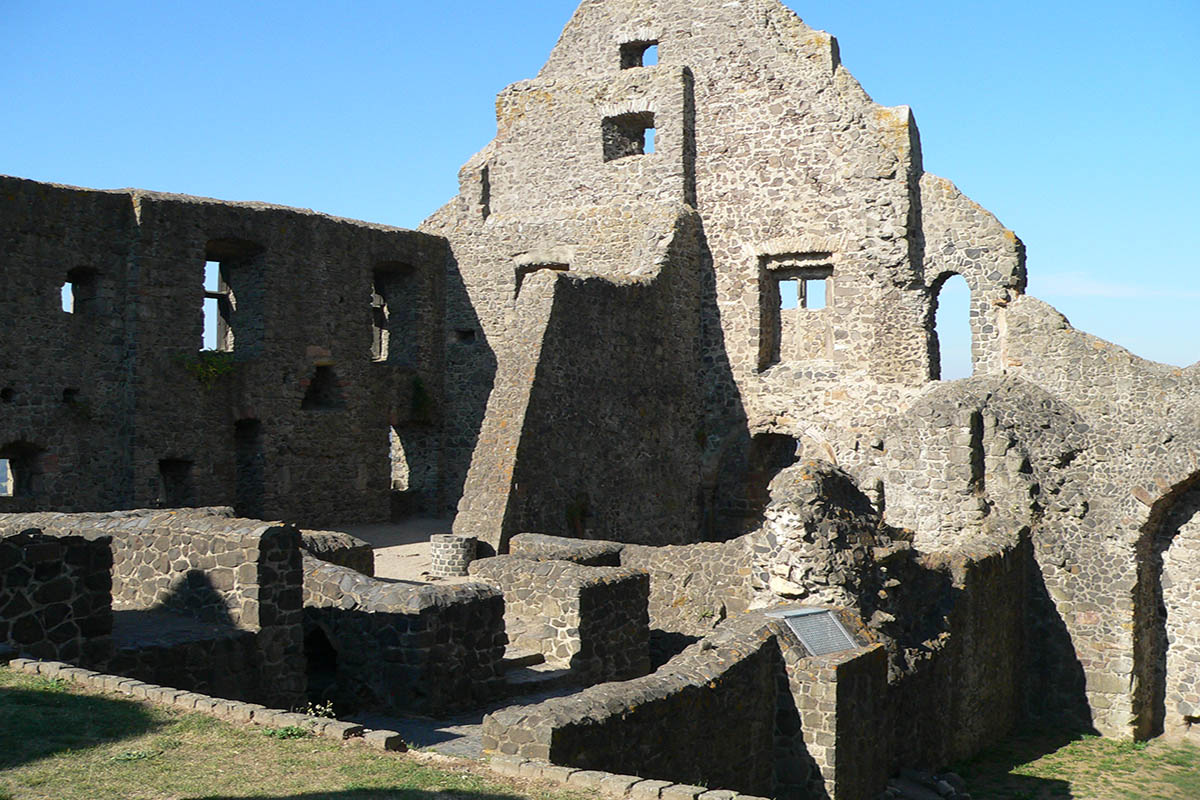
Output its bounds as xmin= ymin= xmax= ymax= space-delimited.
xmin=4 ymin=1 xmax=1197 ymax=375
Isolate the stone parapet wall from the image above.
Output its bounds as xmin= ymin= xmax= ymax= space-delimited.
xmin=468 ymin=555 xmax=649 ymax=681
xmin=302 ymin=553 xmax=505 ymax=715
xmin=886 ymin=539 xmax=1028 ymax=770
xmin=483 ymin=613 xmax=780 ymax=797
xmin=0 ymin=530 xmax=113 ymax=666
xmin=776 ymin=633 xmax=889 ymax=800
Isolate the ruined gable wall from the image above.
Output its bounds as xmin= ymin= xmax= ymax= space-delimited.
xmin=531 ymin=0 xmax=928 ymax=382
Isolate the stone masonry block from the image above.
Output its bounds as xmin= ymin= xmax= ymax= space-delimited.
xmin=629 ymin=780 xmax=674 ymax=800
xmin=660 ymin=786 xmax=707 ymax=800
xmin=364 ymin=729 xmax=407 ymax=751
xmin=599 ymin=773 xmax=644 ymax=797
xmin=567 ymin=771 xmax=613 ymax=791
xmin=489 ymin=755 xmax=530 ymax=778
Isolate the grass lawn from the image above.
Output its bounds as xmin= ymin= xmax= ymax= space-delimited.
xmin=0 ymin=667 xmax=584 ymax=800
xmin=953 ymin=728 xmax=1200 ymax=800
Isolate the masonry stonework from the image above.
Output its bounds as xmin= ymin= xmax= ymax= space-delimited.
xmin=2 ymin=1 xmax=1198 ymax=798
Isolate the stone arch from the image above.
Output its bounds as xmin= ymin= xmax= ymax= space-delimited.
xmin=1133 ymin=471 xmax=1200 ymax=738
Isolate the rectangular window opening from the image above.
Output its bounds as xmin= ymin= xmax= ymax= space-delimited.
xmin=780 ymin=279 xmax=800 ymax=310
xmin=203 ymin=240 xmax=265 ymax=357
xmin=805 ymin=278 xmax=827 ymax=310
xmin=61 ymin=283 xmax=73 ymax=313
xmin=0 ymin=459 xmax=10 ymax=497
xmin=203 ymin=260 xmax=233 ymax=352
xmin=758 ymin=253 xmax=835 ymax=370
xmin=480 ymin=166 xmax=492 ymax=220
xmin=158 ymin=459 xmax=194 ymax=507
xmin=602 ymin=112 xmax=656 ymax=162
xmin=455 ymin=329 xmax=477 ymax=344
xmin=372 ymin=263 xmax=417 ymax=365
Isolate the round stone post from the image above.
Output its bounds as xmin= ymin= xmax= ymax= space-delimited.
xmin=429 ymin=533 xmax=477 ymax=577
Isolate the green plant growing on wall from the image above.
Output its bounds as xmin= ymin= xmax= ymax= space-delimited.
xmin=179 ymin=351 xmax=236 ymax=389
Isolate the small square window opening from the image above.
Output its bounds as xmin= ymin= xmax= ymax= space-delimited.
xmin=602 ymin=112 xmax=656 ymax=162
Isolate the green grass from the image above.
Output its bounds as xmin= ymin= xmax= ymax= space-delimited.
xmin=0 ymin=667 xmax=584 ymax=800
xmin=953 ymin=728 xmax=1200 ymax=800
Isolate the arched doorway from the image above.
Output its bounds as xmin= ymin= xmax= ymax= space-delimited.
xmin=1134 ymin=476 xmax=1200 ymax=738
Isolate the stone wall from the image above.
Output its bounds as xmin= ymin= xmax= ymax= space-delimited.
xmin=885 ymin=540 xmax=1029 ymax=770
xmin=0 ymin=175 xmax=448 ymax=526
xmin=0 ymin=530 xmax=113 ymax=666
xmin=300 ymin=529 xmax=375 ymax=576
xmin=483 ymin=613 xmax=780 ymax=797
xmin=0 ymin=509 xmax=306 ymax=708
xmin=506 ymin=531 xmax=756 ymax=639
xmin=776 ymin=634 xmax=889 ymax=800
xmin=468 ymin=555 xmax=649 ymax=681
xmin=302 ymin=553 xmax=505 ymax=715
xmin=448 ymin=206 xmax=706 ymax=553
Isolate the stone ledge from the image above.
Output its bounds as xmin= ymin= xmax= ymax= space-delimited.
xmin=488 ymin=755 xmax=765 ymax=800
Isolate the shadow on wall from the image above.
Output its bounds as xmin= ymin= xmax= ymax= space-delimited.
xmin=441 ymin=250 xmax=497 ymax=520
xmin=1025 ymin=556 xmax=1096 ymax=735
xmin=156 ymin=570 xmax=240 ymax=628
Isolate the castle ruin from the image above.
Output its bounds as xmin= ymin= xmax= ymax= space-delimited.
xmin=3 ymin=1 xmax=1199 ymax=798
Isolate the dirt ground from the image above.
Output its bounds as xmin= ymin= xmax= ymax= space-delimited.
xmin=321 ymin=517 xmax=477 ymax=584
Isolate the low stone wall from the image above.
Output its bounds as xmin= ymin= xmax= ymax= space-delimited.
xmin=483 ymin=613 xmax=780 ymax=797
xmin=504 ymin=531 xmax=757 ymax=638
xmin=0 ymin=530 xmax=113 ymax=666
xmin=468 ymin=555 xmax=649 ymax=681
xmin=303 ymin=554 xmax=505 ymax=715
xmin=106 ymin=611 xmax=263 ymax=704
xmin=300 ymin=529 xmax=375 ymax=576
xmin=0 ymin=509 xmax=306 ymax=708
xmin=887 ymin=538 xmax=1029 ymax=770
xmin=776 ymin=631 xmax=889 ymax=800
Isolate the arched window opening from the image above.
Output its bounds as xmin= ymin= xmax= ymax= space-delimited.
xmin=931 ymin=273 xmax=973 ymax=380
xmin=1134 ymin=477 xmax=1200 ymax=739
